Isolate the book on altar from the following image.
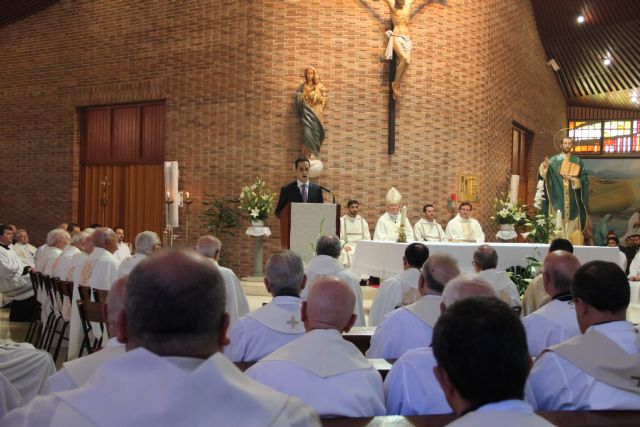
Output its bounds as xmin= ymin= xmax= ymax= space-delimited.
xmin=560 ymin=160 xmax=580 ymax=177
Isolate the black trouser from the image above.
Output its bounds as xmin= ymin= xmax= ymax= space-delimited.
xmin=9 ymin=295 xmax=38 ymax=322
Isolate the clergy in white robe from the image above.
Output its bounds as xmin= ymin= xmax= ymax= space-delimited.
xmin=367 ymin=253 xmax=460 ymax=359
xmin=339 ymin=199 xmax=371 ymax=267
xmin=51 ymin=232 xmax=86 ymax=280
xmin=116 ymin=231 xmax=160 ymax=278
xmin=247 ymin=277 xmax=385 ymax=418
xmin=526 ymin=261 xmax=640 ymax=410
xmin=196 ymin=235 xmax=249 ymax=326
xmin=13 ymin=229 xmax=36 ymax=267
xmin=628 ymin=250 xmax=640 ymax=280
xmin=0 ymin=341 xmax=56 ymax=403
xmin=0 ymin=226 xmax=37 ymax=322
xmin=373 ymin=187 xmax=414 ymax=242
xmin=42 ymin=277 xmax=128 ymax=394
xmin=522 ymin=251 xmax=581 ymax=357
xmin=36 ymin=229 xmax=71 ymax=276
xmin=445 ymin=203 xmax=485 ymax=242
xmin=368 ymin=242 xmax=429 ymax=326
xmin=472 ymin=245 xmax=522 ymax=311
xmin=225 ymin=251 xmax=306 ymax=362
xmin=302 ymin=235 xmax=365 ymax=326
xmin=4 ymin=250 xmax=321 ymax=426
xmin=413 ymin=203 xmax=446 ymax=241
xmin=384 ymin=275 xmax=497 ymax=415
xmin=433 ymin=297 xmax=551 ymax=426
xmin=113 ymin=226 xmax=132 ymax=262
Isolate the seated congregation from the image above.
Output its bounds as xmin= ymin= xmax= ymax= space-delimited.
xmin=0 ymin=221 xmax=639 ymax=426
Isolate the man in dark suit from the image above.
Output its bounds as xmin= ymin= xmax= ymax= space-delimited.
xmin=275 ymin=157 xmax=324 ymax=218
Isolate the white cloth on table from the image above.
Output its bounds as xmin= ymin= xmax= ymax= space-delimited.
xmin=207 ymin=259 xmax=249 ymax=327
xmin=116 ymin=253 xmax=147 ymax=279
xmin=12 ymin=243 xmax=36 ymax=268
xmin=41 ymin=338 xmax=125 ymax=394
xmin=302 ymin=255 xmax=366 ymax=327
xmin=445 ymin=214 xmax=485 ymax=242
xmin=0 ymin=341 xmax=56 ymax=403
xmin=0 ymin=245 xmax=33 ymax=300
xmin=368 ymin=268 xmax=421 ymax=327
xmin=373 ymin=212 xmax=414 ymax=242
xmin=224 ymin=296 xmax=305 ymax=362
xmin=114 ymin=242 xmax=131 ymax=262
xmin=447 ymin=400 xmax=554 ymax=427
xmin=51 ymin=246 xmax=79 ymax=280
xmin=0 ymin=371 xmax=22 ymax=417
xmin=384 ymin=346 xmax=452 ymax=415
xmin=246 ymin=329 xmax=385 ymax=418
xmin=3 ymin=348 xmax=320 ymax=427
xmin=526 ymin=321 xmax=640 ymax=410
xmin=366 ymin=294 xmax=441 ymax=359
xmin=339 ymin=215 xmax=371 ymax=267
xmin=476 ymin=268 xmax=522 ymax=309
xmin=413 ymin=218 xmax=446 ymax=242
xmin=522 ymin=298 xmax=580 ymax=357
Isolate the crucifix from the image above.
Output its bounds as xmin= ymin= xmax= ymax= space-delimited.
xmin=99 ymin=176 xmax=111 ymax=226
xmin=358 ymin=0 xmax=440 ymax=154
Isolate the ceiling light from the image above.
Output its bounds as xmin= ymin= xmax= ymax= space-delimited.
xmin=577 ymin=15 xmax=585 ymax=24
xmin=603 ymin=58 xmax=611 ymax=66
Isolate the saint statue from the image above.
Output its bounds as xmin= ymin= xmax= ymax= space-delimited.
xmin=538 ymin=137 xmax=590 ymax=245
xmin=294 ymin=67 xmax=327 ymax=158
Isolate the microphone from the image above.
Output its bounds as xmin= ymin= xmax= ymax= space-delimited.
xmin=319 ymin=186 xmax=336 ymax=204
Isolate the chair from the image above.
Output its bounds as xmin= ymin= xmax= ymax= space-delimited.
xmin=36 ymin=275 xmax=57 ymax=350
xmin=24 ymin=271 xmax=42 ymax=344
xmin=76 ymin=300 xmax=106 ymax=356
xmin=77 ymin=285 xmax=92 ymax=302
xmin=93 ymin=289 xmax=109 ymax=303
xmin=48 ymin=279 xmax=72 ymax=362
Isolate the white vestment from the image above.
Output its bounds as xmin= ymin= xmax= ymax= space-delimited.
xmin=51 ymin=246 xmax=80 ymax=280
xmin=225 ymin=296 xmax=305 ymax=362
xmin=522 ymin=274 xmax=550 ymax=316
xmin=523 ymin=298 xmax=580 ymax=357
xmin=366 ymin=294 xmax=441 ymax=359
xmin=476 ymin=269 xmax=521 ymax=309
xmin=208 ymin=259 xmax=249 ymax=327
xmin=4 ymin=348 xmax=320 ymax=427
xmin=373 ymin=212 xmax=414 ymax=242
xmin=0 ymin=371 xmax=22 ymax=417
xmin=445 ymin=214 xmax=485 ymax=242
xmin=33 ymin=245 xmax=50 ymax=272
xmin=114 ymin=242 xmax=131 ymax=262
xmin=116 ymin=253 xmax=147 ymax=279
xmin=339 ymin=215 xmax=371 ymax=267
xmin=413 ymin=218 xmax=446 ymax=242
xmin=384 ymin=346 xmax=452 ymax=415
xmin=38 ymin=247 xmax=62 ymax=277
xmin=12 ymin=243 xmax=36 ymax=268
xmin=526 ymin=321 xmax=640 ymax=410
xmin=246 ymin=329 xmax=385 ymax=418
xmin=85 ymin=248 xmax=120 ymax=291
xmin=368 ymin=268 xmax=421 ymax=327
xmin=42 ymin=338 xmax=125 ymax=394
xmin=302 ymin=255 xmax=365 ymax=327
xmin=448 ymin=400 xmax=553 ymax=427
xmin=629 ymin=251 xmax=640 ymax=277
xmin=0 ymin=245 xmax=33 ymax=300
xmin=0 ymin=341 xmax=56 ymax=403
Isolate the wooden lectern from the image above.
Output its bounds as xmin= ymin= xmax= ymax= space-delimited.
xmin=280 ymin=203 xmax=340 ymax=263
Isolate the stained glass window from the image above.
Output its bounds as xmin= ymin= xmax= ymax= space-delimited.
xmin=568 ymin=119 xmax=640 ymax=155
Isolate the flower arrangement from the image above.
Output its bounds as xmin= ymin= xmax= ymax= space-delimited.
xmin=491 ymin=192 xmax=527 ymax=226
xmin=238 ymin=177 xmax=276 ymax=221
xmin=522 ymin=213 xmax=555 ymax=243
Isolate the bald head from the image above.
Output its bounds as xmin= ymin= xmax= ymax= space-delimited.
xmin=441 ymin=275 xmax=498 ymax=312
xmin=420 ymin=253 xmax=461 ymax=295
xmin=105 ymin=276 xmax=127 ymax=337
xmin=542 ymin=250 xmax=580 ymax=297
xmin=303 ymin=277 xmax=356 ymax=333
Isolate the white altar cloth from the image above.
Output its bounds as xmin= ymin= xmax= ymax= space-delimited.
xmin=351 ymin=241 xmax=619 ymax=279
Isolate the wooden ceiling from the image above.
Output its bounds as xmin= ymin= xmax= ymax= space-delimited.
xmin=530 ymin=0 xmax=640 ymax=111
xmin=0 ymin=0 xmax=58 ymax=28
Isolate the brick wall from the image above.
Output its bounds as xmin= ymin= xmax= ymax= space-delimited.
xmin=0 ymin=0 xmax=566 ymax=276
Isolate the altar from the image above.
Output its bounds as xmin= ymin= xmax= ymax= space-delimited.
xmin=350 ymin=241 xmax=621 ymax=279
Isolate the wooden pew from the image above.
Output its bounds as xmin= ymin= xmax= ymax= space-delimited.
xmin=234 ymin=358 xmax=393 ymax=379
xmin=322 ymin=411 xmax=640 ymax=426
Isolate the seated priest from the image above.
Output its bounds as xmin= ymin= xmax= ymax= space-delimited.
xmin=413 ymin=203 xmax=446 ymax=242
xmin=338 ymin=199 xmax=371 ymax=268
xmin=445 ymin=202 xmax=485 ymax=243
xmin=373 ymin=187 xmax=414 ymax=242
xmin=472 ymin=245 xmax=522 ymax=313
xmin=225 ymin=250 xmax=306 ymax=362
xmin=246 ymin=276 xmax=385 ymax=418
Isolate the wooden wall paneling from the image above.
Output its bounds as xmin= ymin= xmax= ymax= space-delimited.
xmin=82 ymin=109 xmax=111 ymax=164
xmin=141 ymin=104 xmax=165 ymax=163
xmin=112 ymin=106 xmax=140 ymax=162
xmin=123 ymin=165 xmax=164 ymax=244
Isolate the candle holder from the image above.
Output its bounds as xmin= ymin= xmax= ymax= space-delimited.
xmin=164 ymin=197 xmax=175 ymax=247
